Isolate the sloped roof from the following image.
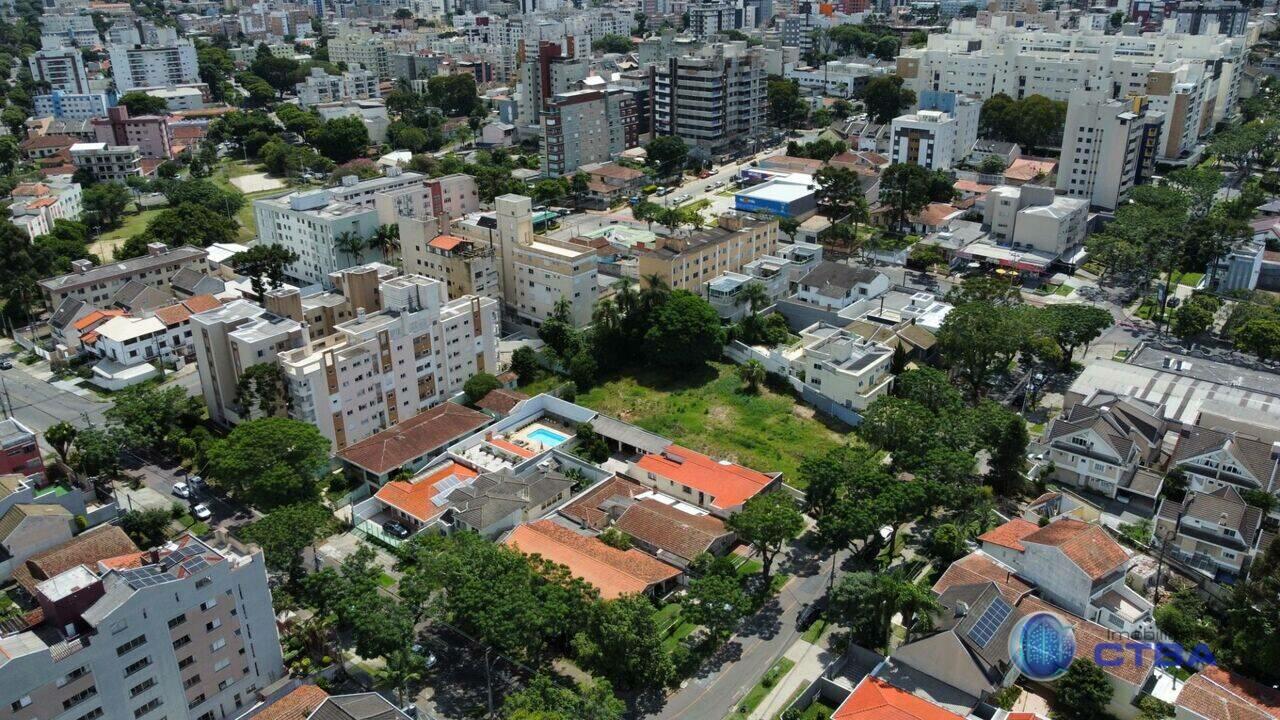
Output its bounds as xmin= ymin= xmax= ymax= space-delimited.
xmin=0 ymin=504 xmax=71 ymax=543
xmin=428 ymin=235 xmax=465 ymax=251
xmin=1177 ymin=666 xmax=1280 ymax=720
xmin=1018 ymin=595 xmax=1152 ymax=687
xmin=504 ymin=520 xmax=681 ymax=599
xmin=309 ymin=693 xmax=409 ymax=720
xmin=337 ymin=403 xmax=491 ymax=475
xmin=833 ymin=676 xmax=966 ymax=720
xmin=12 ymin=525 xmax=138 ymax=594
xmin=253 ymin=684 xmax=330 ymax=720
xmin=613 ymin=499 xmax=730 ymax=563
xmin=976 ymin=518 xmax=1039 ymax=552
xmin=931 ymin=551 xmax=1034 ymax=604
xmin=474 ymin=388 xmax=528 ymax=415
xmin=633 ymin=445 xmax=775 ymax=510
xmin=1174 ymin=427 xmax=1279 ymax=491
xmin=1021 ymin=518 xmax=1128 ymax=581
xmin=374 ymin=462 xmax=479 ymax=523
xmin=561 ymin=475 xmax=647 ymax=530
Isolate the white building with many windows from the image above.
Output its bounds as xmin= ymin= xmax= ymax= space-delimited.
xmin=295 ymin=64 xmax=382 ymax=107
xmin=108 ymin=40 xmax=201 ymax=92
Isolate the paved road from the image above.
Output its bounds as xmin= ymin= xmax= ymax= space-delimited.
xmin=648 ymin=543 xmax=836 ymax=720
xmin=0 ymin=355 xmax=108 ymax=434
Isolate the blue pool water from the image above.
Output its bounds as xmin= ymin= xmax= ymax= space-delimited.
xmin=527 ymin=428 xmax=569 ymax=447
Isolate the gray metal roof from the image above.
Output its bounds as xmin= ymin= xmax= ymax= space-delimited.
xmin=587 ymin=414 xmax=670 ymax=454
xmin=40 ymin=246 xmax=208 ymax=292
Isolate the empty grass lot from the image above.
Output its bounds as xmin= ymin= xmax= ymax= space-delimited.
xmin=574 ymin=361 xmax=851 ymax=486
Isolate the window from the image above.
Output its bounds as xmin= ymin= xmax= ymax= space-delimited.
xmin=116 ymin=635 xmax=146 ymax=656
xmin=63 ymin=686 xmax=98 ymax=710
xmin=211 ymin=638 xmax=226 ymax=652
xmin=133 ymin=698 xmax=162 ymax=718
xmin=173 ymin=635 xmax=191 ymax=650
xmin=11 ymin=696 xmax=32 ymax=712
xmin=129 ymin=678 xmax=156 ymax=698
xmin=59 ymin=665 xmax=90 ymax=686
xmin=72 ymin=710 xmax=104 ymax=720
xmin=178 ymin=655 xmax=195 ymax=670
xmin=183 ymin=674 xmax=202 ymax=689
xmin=125 ymin=656 xmax=152 ymax=676
xmin=188 ymin=694 xmax=206 ymax=709
xmin=206 ymin=618 xmax=222 ymax=631
xmin=168 ymin=614 xmax=186 ymax=629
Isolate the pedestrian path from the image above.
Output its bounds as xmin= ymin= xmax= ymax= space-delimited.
xmin=749 ymin=633 xmax=837 ymax=720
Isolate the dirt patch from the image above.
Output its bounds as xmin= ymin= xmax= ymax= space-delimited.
xmin=792 ymin=405 xmax=817 ymax=420
xmin=709 ymin=406 xmax=733 ymax=424
xmin=228 ymin=173 xmax=287 ymax=193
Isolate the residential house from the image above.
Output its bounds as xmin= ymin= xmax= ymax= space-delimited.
xmin=1043 ymin=392 xmax=1168 ymax=511
xmin=336 ymin=403 xmax=493 ymax=488
xmin=473 ymin=388 xmax=530 ymax=418
xmin=448 ymin=465 xmax=576 ymax=536
xmin=1174 ymin=666 xmax=1280 ymax=720
xmin=0 ymin=504 xmax=73 ymax=580
xmin=1154 ymin=486 xmax=1273 ymax=583
xmin=794 ymin=262 xmax=890 ymax=310
xmin=0 ymin=419 xmax=44 ymax=480
xmin=580 ymin=162 xmax=646 ymax=209
xmin=7 ymin=179 xmax=82 ymax=240
xmin=9 ymin=525 xmax=139 ymax=596
xmin=1170 ymin=426 xmax=1280 ymax=510
xmin=503 ymin=519 xmax=681 ymax=599
xmin=781 ymin=323 xmax=894 ymax=413
xmin=830 ymin=676 xmax=968 ymax=720
xmin=630 ymin=444 xmax=781 ymax=514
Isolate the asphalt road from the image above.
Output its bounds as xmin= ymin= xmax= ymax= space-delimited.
xmin=0 ymin=357 xmax=108 ymax=434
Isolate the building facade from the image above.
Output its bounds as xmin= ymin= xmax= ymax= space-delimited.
xmin=108 ymin=40 xmax=201 ymax=91
xmin=651 ymin=42 xmax=767 ymax=158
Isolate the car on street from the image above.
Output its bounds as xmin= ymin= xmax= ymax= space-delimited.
xmin=172 ymin=482 xmax=192 ymax=499
xmin=382 ymin=520 xmax=411 ymax=539
xmin=412 ymin=643 xmax=439 ymax=670
xmin=188 ymin=475 xmax=204 ymax=488
xmin=797 ymin=598 xmax=827 ymax=631
xmin=192 ymin=503 xmax=212 ymax=521
xmin=0 ymin=359 xmax=11 ymax=370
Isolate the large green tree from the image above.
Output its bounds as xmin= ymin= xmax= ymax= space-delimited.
xmin=861 ymin=75 xmax=915 ymax=124
xmin=307 ymin=115 xmax=370 ymax=163
xmin=83 ymin=182 xmax=132 ymax=229
xmin=240 ymin=502 xmax=334 ymax=583
xmin=725 ymin=491 xmax=804 ymax=588
xmin=646 ymin=136 xmax=688 ymax=180
xmin=644 ymin=290 xmax=725 ymax=369
xmin=1053 ymin=660 xmax=1114 ymax=720
xmin=879 ymin=163 xmax=932 ymax=233
xmin=206 ymin=418 xmax=330 ymax=509
xmin=572 ymin=594 xmax=675 ymax=689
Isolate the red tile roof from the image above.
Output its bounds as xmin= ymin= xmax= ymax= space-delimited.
xmin=254 ymin=684 xmax=330 ymax=720
xmin=13 ymin=526 xmax=139 ymax=594
xmin=73 ymin=309 xmax=127 ymax=332
xmin=1018 ymin=596 xmax=1152 ymax=687
xmin=490 ymin=437 xmax=537 ymax=459
xmin=182 ymin=294 xmax=223 ymax=314
xmin=633 ymin=445 xmax=774 ymax=510
xmin=977 ymin=518 xmax=1039 ymax=552
xmin=613 ymin=498 xmax=730 ymax=562
xmin=1022 ymin=518 xmax=1128 ymax=581
xmin=504 ymin=520 xmax=681 ymax=599
xmin=1177 ymin=666 xmax=1280 ymax=720
xmin=374 ymin=461 xmax=479 ymax=523
xmin=337 ymin=403 xmax=491 ymax=474
xmin=429 ymin=235 xmax=466 ymax=251
xmin=931 ymin=551 xmax=1034 ymax=604
xmin=474 ymin=388 xmax=528 ymax=415
xmin=833 ymin=677 xmax=966 ymax=720
xmin=153 ymin=294 xmax=223 ymax=327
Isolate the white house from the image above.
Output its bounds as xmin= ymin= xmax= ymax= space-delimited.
xmin=783 ymin=323 xmax=894 ymax=412
xmin=7 ymin=178 xmax=82 ymax=239
xmin=794 ymin=262 xmax=889 ymax=310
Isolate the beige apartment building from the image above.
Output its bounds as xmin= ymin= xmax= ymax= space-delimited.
xmin=279 ymin=275 xmax=500 ymax=450
xmin=399 ymin=215 xmax=501 ymax=302
xmin=192 ymin=300 xmax=308 ymax=426
xmin=39 ymin=243 xmax=207 ymax=309
xmin=637 ymin=212 xmax=779 ymax=293
xmin=0 ymin=532 xmax=284 ymax=720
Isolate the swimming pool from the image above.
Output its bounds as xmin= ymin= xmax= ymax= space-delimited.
xmin=527 ymin=428 xmax=569 ymax=447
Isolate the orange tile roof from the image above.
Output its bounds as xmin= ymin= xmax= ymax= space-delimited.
xmin=833 ymin=676 xmax=966 ymax=720
xmin=73 ymin=309 xmax=127 ymax=332
xmin=490 ymin=437 xmax=537 ymax=459
xmin=13 ymin=525 xmax=138 ymax=594
xmin=1004 ymin=157 xmax=1057 ymax=183
xmin=429 ymin=235 xmax=466 ymax=251
xmin=338 ymin=403 xmax=491 ymax=475
xmin=633 ymin=445 xmax=774 ymax=510
xmin=153 ymin=303 xmax=192 ymax=327
xmin=12 ymin=183 xmax=51 ymax=197
xmin=98 ymin=551 xmax=150 ymax=570
xmin=504 ymin=520 xmax=681 ymax=600
xmin=1178 ymin=666 xmax=1280 ymax=720
xmin=474 ymin=388 xmax=528 ymax=415
xmin=1022 ymin=518 xmax=1128 ymax=581
xmin=931 ymin=551 xmax=1034 ymax=604
xmin=182 ymin=294 xmax=223 ymax=314
xmin=254 ymin=684 xmax=330 ymax=720
xmin=1018 ymin=595 xmax=1152 ymax=687
xmin=374 ymin=461 xmax=479 ymax=523
xmin=977 ymin=518 xmax=1040 ymax=552
xmin=27 ymin=198 xmax=58 ymax=209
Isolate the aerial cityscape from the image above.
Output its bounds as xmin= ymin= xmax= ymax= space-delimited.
xmin=0 ymin=0 xmax=1278 ymax=718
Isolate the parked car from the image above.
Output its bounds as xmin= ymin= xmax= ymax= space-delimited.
xmin=797 ymin=598 xmax=827 ymax=631
xmin=172 ymin=482 xmax=192 ymax=499
xmin=188 ymin=475 xmax=204 ymax=488
xmin=382 ymin=520 xmax=411 ymax=539
xmin=192 ymin=504 xmax=212 ymax=521
xmin=412 ymin=643 xmax=439 ymax=670
xmin=0 ymin=359 xmax=11 ymax=370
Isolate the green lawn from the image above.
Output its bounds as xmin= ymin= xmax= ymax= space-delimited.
xmin=175 ymin=514 xmax=210 ymax=538
xmin=1171 ymin=270 xmax=1204 ymax=288
xmin=377 ymin=572 xmax=396 ymax=588
xmin=574 ymin=362 xmax=851 ymax=484
xmin=99 ymin=207 xmax=166 ymax=243
xmin=799 ymin=699 xmax=838 ymax=720
xmin=1054 ymin=283 xmax=1074 ymax=296
xmin=516 ymin=372 xmax=566 ymax=397
xmin=801 ymin=617 xmax=829 ymax=645
xmin=657 ymin=603 xmax=698 ymax=653
xmin=773 ymin=682 xmax=811 ymax=720
xmin=728 ymin=657 xmax=796 ymax=719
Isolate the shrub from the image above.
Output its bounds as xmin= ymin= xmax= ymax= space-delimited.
xmin=172 ymin=502 xmax=187 ymax=519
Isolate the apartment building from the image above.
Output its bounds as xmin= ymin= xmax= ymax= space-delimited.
xmin=1058 ymin=90 xmax=1164 ymax=211
xmin=91 ymin=107 xmax=172 ymax=160
xmin=399 ymin=218 xmax=502 ymax=302
xmin=192 ymin=300 xmax=307 ymax=426
xmin=69 ymin=143 xmax=143 ymax=183
xmin=636 ymin=212 xmax=779 ymax=294
xmin=295 ymin=65 xmax=382 ymax=107
xmin=28 ymin=48 xmax=90 ymax=94
xmin=280 ymin=275 xmax=500 ymax=450
xmin=1174 ymin=0 xmax=1250 ymax=36
xmin=704 ymin=255 xmax=793 ymax=321
xmin=33 ymin=91 xmax=112 ymax=120
xmin=328 ymin=35 xmax=391 ymax=78
xmin=8 ymin=178 xmax=82 ymax=240
xmin=651 ymin=42 xmax=767 ymax=157
xmin=688 ymin=0 xmax=739 ymax=37
xmin=895 ymin=19 xmax=1245 ymax=139
xmin=253 ymin=169 xmax=428 ymax=287
xmin=0 ymin=533 xmax=284 ymax=720
xmin=39 ymin=243 xmax=206 ymax=309
xmin=1144 ymin=61 xmax=1215 ymax=160
xmin=425 ymin=173 xmax=481 ymax=220
xmin=108 ymin=40 xmax=201 ymax=91
xmin=517 ymin=39 xmax=588 ymax=135
xmin=540 ymin=89 xmax=630 ymax=177
xmin=890 ymin=111 xmax=965 ymax=170
xmin=983 ymin=185 xmax=1088 ymax=263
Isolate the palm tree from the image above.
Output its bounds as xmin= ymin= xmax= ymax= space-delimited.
xmin=738 ymin=359 xmax=766 ymax=393
xmin=614 ymin=276 xmax=638 ymax=317
xmin=373 ymin=648 xmax=422 ymax=707
xmin=849 ymin=196 xmax=870 ymax=249
xmin=640 ymin=273 xmax=670 ymax=310
xmin=739 ymin=281 xmax=771 ymax=315
xmin=367 ymin=223 xmax=400 ymax=257
xmin=333 ymin=230 xmax=366 ymax=267
xmin=592 ymin=298 xmax=622 ymax=334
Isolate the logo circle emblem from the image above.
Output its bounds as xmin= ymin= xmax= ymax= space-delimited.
xmin=1009 ymin=611 xmax=1076 ymax=681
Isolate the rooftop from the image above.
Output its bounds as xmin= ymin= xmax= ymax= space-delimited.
xmin=39 ymin=245 xmax=207 ymax=292
xmin=374 ymin=461 xmax=480 ymax=523
xmin=634 ymin=444 xmax=775 ymax=510
xmin=833 ymin=676 xmax=966 ymax=720
xmin=338 ymin=403 xmax=492 ymax=475
xmin=503 ymin=519 xmax=681 ymax=599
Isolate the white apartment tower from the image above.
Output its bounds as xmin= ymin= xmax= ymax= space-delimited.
xmin=108 ymin=40 xmax=201 ymax=92
xmin=652 ymin=42 xmax=766 ymax=157
xmin=29 ymin=48 xmax=90 ymax=94
xmin=0 ymin=533 xmax=285 ymax=720
xmin=279 ymin=275 xmax=500 ymax=450
xmin=1057 ymin=89 xmax=1164 ymax=211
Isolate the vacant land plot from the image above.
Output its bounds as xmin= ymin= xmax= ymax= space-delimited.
xmin=574 ymin=361 xmax=851 ymax=485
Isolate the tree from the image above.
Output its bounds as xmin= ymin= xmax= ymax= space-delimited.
xmin=70 ymin=427 xmax=123 ymax=480
xmin=162 ymin=178 xmax=244 ymax=215
xmin=464 ymin=372 xmax=502 ymax=403
xmin=119 ymin=508 xmax=173 ymax=548
xmin=1053 ymin=660 xmax=1114 ymax=720
xmin=141 ymin=203 xmax=240 ymax=249
xmin=979 ymin=154 xmax=1007 ymax=175
xmin=1170 ymin=295 xmax=1220 ymax=341
xmin=1043 ymin=304 xmax=1113 ymax=368
xmin=574 ymin=423 xmax=610 ymax=464
xmin=236 ymin=363 xmax=290 ymax=417
xmin=591 ymin=34 xmax=634 ymax=53
xmin=105 ymin=384 xmax=203 ymax=456
xmin=333 ymin=230 xmax=367 ymax=268
xmin=879 ymin=163 xmax=932 ymax=233
xmin=573 ymin=595 xmax=675 ymax=689
xmin=569 ymin=351 xmax=598 ymax=388
xmin=503 ymin=674 xmax=625 ymax=720
xmin=241 ymin=502 xmax=334 ymax=583
xmin=778 ymin=216 xmax=801 ymax=242
xmin=646 ymin=135 xmax=688 ymax=180
xmin=230 ymin=244 xmax=298 ymax=297
xmin=425 ymin=74 xmax=480 ymax=116
xmin=45 ymin=421 xmax=78 ymax=466
xmin=814 ymin=166 xmax=864 ymax=218
xmin=927 ymin=524 xmax=968 ymax=563
xmin=206 ymin=418 xmax=330 ymax=509
xmin=1220 ymin=542 xmax=1280 ymax=683
xmin=83 ymin=182 xmax=132 ymax=229
xmin=937 ymin=302 xmax=1026 ymax=400
xmin=726 ymin=492 xmax=804 ymax=588
xmin=539 ymin=296 xmax=581 ymax=360
xmin=737 ymin=359 xmax=766 ymax=393
xmin=1234 ymin=316 xmax=1280 ymax=359
xmin=1153 ymin=587 xmax=1216 ymax=649
xmin=367 ymin=223 xmax=400 ymax=257
xmin=682 ymin=569 xmax=749 ymax=639
xmin=373 ymin=648 xmax=422 ymax=707
xmin=830 ymin=571 xmax=940 ymax=650
xmin=117 ymin=91 xmax=170 ymax=115
xmin=644 ymin=291 xmax=725 ymax=369
xmin=861 ymin=75 xmax=915 ymax=124
xmin=532 ymin=177 xmax=570 ymax=205
xmin=767 ymin=77 xmax=808 ymax=129
xmin=307 ymin=115 xmax=369 ymax=163
xmin=510 ymin=346 xmax=540 ymax=384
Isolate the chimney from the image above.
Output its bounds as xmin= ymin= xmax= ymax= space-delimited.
xmin=146 ymin=242 xmax=169 ymax=256
xmin=71 ymin=259 xmax=94 ymax=274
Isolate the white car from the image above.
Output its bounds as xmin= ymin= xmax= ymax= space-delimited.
xmin=172 ymin=482 xmax=191 ymax=499
xmin=192 ymin=504 xmax=212 ymax=521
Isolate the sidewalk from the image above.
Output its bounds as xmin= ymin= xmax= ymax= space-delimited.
xmin=749 ymin=633 xmax=838 ymax=720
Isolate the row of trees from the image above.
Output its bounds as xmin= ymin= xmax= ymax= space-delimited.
xmin=978 ymin=93 xmax=1069 ymax=152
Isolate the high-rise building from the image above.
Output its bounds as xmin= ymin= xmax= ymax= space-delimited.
xmin=192 ymin=300 xmax=308 ymax=426
xmin=0 ymin=532 xmax=285 ymax=720
xmin=540 ymin=89 xmax=636 ymax=177
xmin=328 ymin=35 xmax=391 ymax=79
xmin=28 ymin=48 xmax=90 ymax=94
xmin=889 ymin=92 xmax=980 ymax=171
xmin=651 ymin=42 xmax=767 ymax=157
xmin=687 ymin=0 xmax=739 ymax=37
xmin=108 ymin=40 xmax=201 ymax=92
xmin=1057 ymin=89 xmax=1165 ymax=211
xmin=91 ymin=106 xmax=172 ymax=159
xmin=279 ymin=275 xmax=500 ymax=450
xmin=1174 ymin=0 xmax=1249 ymax=36
xmin=399 ymin=217 xmax=501 ymax=302
xmin=295 ymin=64 xmax=381 ymax=106
xmin=33 ymin=91 xmax=111 ymax=120
xmin=516 ymin=39 xmax=587 ymax=135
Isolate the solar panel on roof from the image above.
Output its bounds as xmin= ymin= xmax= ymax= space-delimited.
xmin=967 ymin=596 xmax=1013 ymax=648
